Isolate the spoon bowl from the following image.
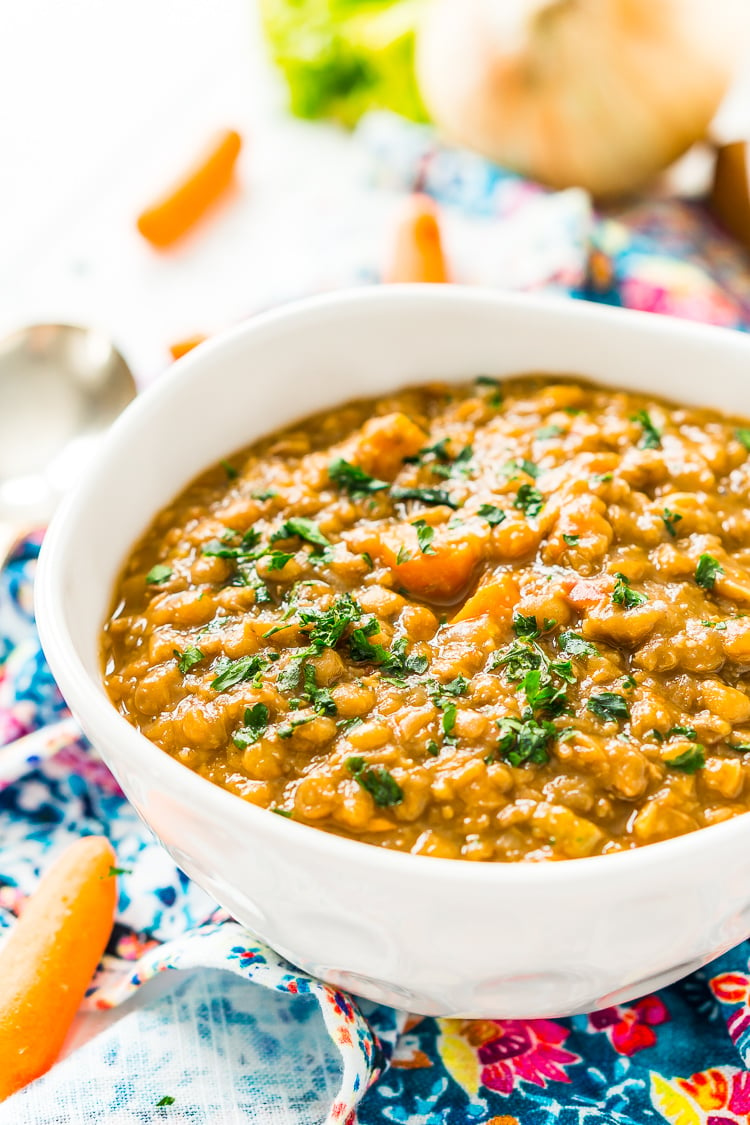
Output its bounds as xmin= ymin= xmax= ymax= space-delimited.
xmin=0 ymin=324 xmax=136 ymax=559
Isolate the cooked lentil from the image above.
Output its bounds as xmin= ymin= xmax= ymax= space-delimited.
xmin=102 ymin=376 xmax=750 ymax=861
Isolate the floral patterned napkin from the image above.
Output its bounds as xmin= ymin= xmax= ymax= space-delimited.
xmin=6 ymin=117 xmax=750 ymax=1123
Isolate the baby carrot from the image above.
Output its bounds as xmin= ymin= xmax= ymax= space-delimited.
xmin=137 ymin=128 xmax=242 ymax=249
xmin=169 ymin=333 xmax=207 ymax=361
xmin=0 ymin=835 xmax=117 ymax=1101
xmin=385 ymin=194 xmax=449 ymax=284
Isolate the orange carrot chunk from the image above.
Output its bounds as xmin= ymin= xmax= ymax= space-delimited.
xmin=452 ymin=573 xmax=520 ymax=623
xmin=137 ymin=129 xmax=242 ymax=249
xmin=169 ymin=334 xmax=207 ymax=361
xmin=360 ymin=530 xmax=481 ymax=603
xmin=0 ymin=836 xmax=117 ymax=1101
xmin=385 ymin=194 xmax=449 ymax=284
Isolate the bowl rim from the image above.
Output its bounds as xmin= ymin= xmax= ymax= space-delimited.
xmin=35 ymin=283 xmax=750 ymax=887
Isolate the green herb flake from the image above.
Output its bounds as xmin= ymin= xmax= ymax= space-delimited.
xmin=233 ymin=703 xmax=270 ymax=749
xmin=346 ymin=757 xmax=403 ymax=806
xmin=736 ymin=428 xmax=750 ymax=451
xmin=612 ymin=572 xmax=648 ymax=609
xmin=441 ymin=702 xmax=457 ymax=737
xmin=496 ymin=715 xmax=554 ymax=767
xmin=587 ymin=692 xmax=629 ymax=723
xmin=146 ymin=564 xmax=172 ymax=585
xmin=562 ymin=533 xmax=580 ymax=546
xmin=477 ymin=504 xmax=506 ymax=527
xmin=211 ymin=654 xmax=266 ymax=693
xmin=302 ymin=663 xmax=337 ymax=716
xmin=252 ymin=490 xmax=278 ymax=501
xmin=272 ymin=517 xmax=330 ymax=550
xmin=391 ymin=486 xmax=459 ymax=510
xmin=426 ymin=740 xmax=440 ymax=757
xmin=695 ymin=553 xmax=724 ymax=590
xmin=107 ymin=866 xmax=132 ymax=877
xmin=361 ymin=552 xmax=374 ymax=569
xmin=503 ymin=458 xmax=540 ymax=480
xmin=662 ymin=508 xmax=683 ymax=538
xmin=271 ymin=806 xmax=293 ymax=818
xmin=221 ymin=459 xmax=239 ymax=480
xmin=396 ymin=545 xmax=413 ymax=564
xmin=277 ymin=715 xmax=316 ymax=739
xmin=328 ymin=457 xmax=389 ymax=495
xmin=412 ymin=519 xmax=436 ymax=555
xmin=173 ymin=645 xmax=204 ymax=674
xmin=536 ymin=424 xmax=563 ymax=440
xmin=513 ymin=483 xmax=544 ymax=518
xmin=156 ymin=1096 xmax=175 ymax=1108
xmin=667 ymin=725 xmax=698 ymax=742
xmin=265 ymin=550 xmax=295 ymax=572
xmin=665 ymin=744 xmax=706 ymax=774
xmin=300 ymin=594 xmax=361 ymax=650
xmin=475 ymin=375 xmax=500 ymax=387
xmin=631 ymin=409 xmax=662 ymax=449
xmin=621 ymin=675 xmax=637 ymax=690
xmin=558 ymin=632 xmax=598 ymax=659
xmin=513 ymin=613 xmax=540 ymax=641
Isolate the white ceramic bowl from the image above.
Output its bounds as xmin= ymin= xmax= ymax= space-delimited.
xmin=36 ymin=287 xmax=750 ymax=1018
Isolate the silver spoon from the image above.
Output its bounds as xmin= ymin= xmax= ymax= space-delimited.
xmin=0 ymin=323 xmax=137 ymax=564
xmin=0 ymin=324 xmax=137 ymax=776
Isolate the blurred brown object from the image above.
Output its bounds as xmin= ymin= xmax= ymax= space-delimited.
xmin=709 ymin=142 xmax=750 ymax=252
xmin=385 ymin=194 xmax=449 ymax=284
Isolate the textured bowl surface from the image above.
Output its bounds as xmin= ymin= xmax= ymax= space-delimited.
xmin=36 ymin=286 xmax=750 ymax=1017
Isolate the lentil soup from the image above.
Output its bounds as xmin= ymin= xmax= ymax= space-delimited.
xmin=102 ymin=376 xmax=750 ymax=861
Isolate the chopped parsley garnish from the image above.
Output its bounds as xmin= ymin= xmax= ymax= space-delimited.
xmin=146 ymin=564 xmax=172 ymax=585
xmin=587 ymin=692 xmax=629 ymax=723
xmin=433 ymin=445 xmax=474 ymax=479
xmin=410 ymin=436 xmax=452 ymax=462
xmin=271 ymin=517 xmax=330 ymax=550
xmin=536 ymin=424 xmax=563 ymax=440
xmin=156 ymin=1095 xmax=175 ymax=1107
xmin=252 ymin=490 xmax=277 ymax=501
xmin=558 ymin=632 xmax=598 ymax=658
xmin=695 ymin=553 xmax=724 ymax=590
xmin=661 ymin=508 xmax=683 ymax=538
xmin=211 ymin=654 xmax=266 ymax=692
xmin=522 ymin=668 xmax=568 ymax=717
xmin=328 ymin=458 xmax=389 ymax=495
xmin=667 ymin=725 xmax=698 ymax=741
xmin=278 ymin=715 xmax=316 ymax=739
xmin=233 ymin=703 xmax=270 ymax=748
xmin=173 ymin=646 xmax=204 ymax=674
xmin=612 ymin=572 xmax=648 ymax=609
xmin=631 ymin=409 xmax=662 ymax=449
xmin=426 ymin=739 xmax=440 ymax=756
xmin=736 ymin=428 xmax=750 ymax=450
xmin=107 ymin=866 xmax=132 ymax=877
xmin=497 ymin=716 xmax=555 ymax=767
xmin=361 ymin=552 xmax=374 ymax=569
xmin=513 ymin=483 xmax=544 ymax=518
xmin=391 ymin=486 xmax=459 ymax=510
xmin=475 ymin=375 xmax=500 ymax=387
xmin=271 ymin=807 xmax=293 ymax=817
xmin=562 ymin=533 xmax=580 ymax=546
xmin=441 ymin=703 xmax=458 ymax=738
xmin=302 ymin=663 xmax=337 ymax=715
xmin=477 ymin=504 xmax=506 ymax=527
xmin=503 ymin=458 xmax=540 ymax=479
xmin=621 ymin=675 xmax=637 ymax=690
xmin=664 ymin=744 xmax=705 ymax=774
xmin=346 ymin=757 xmax=403 ymax=806
xmin=439 ymin=675 xmax=469 ymax=697
xmin=513 ymin=613 xmax=540 ymax=641
xmin=300 ymin=595 xmax=360 ymax=650
xmin=221 ymin=459 xmax=238 ymax=480
xmin=412 ymin=519 xmax=436 ymax=554
xmin=203 ymin=528 xmax=261 ymax=558
xmin=396 ymin=545 xmax=412 ymax=564
xmin=265 ymin=550 xmax=294 ymax=571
